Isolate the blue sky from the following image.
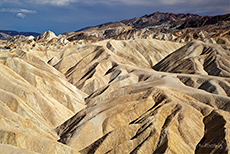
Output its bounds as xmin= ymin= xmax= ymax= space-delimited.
xmin=0 ymin=0 xmax=229 ymax=34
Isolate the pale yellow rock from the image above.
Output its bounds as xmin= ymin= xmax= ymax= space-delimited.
xmin=0 ymin=35 xmax=230 ymax=154
xmin=0 ymin=43 xmax=86 ymax=153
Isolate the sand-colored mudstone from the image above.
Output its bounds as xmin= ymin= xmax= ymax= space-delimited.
xmin=0 ymin=22 xmax=230 ymax=153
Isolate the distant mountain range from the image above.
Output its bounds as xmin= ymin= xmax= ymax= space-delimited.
xmin=0 ymin=12 xmax=229 ymax=41
xmin=64 ymin=12 xmax=229 ymax=43
xmin=0 ymin=30 xmax=40 ymax=39
xmin=75 ymin=12 xmax=230 ymax=32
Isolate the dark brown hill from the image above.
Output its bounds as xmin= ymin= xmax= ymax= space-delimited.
xmin=178 ymin=13 xmax=230 ymax=29
xmin=121 ymin=12 xmax=200 ymax=29
xmin=69 ymin=12 xmax=230 ymax=43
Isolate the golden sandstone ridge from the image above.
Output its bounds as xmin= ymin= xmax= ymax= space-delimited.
xmin=0 ymin=13 xmax=230 ymax=154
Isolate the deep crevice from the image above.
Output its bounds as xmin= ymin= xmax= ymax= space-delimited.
xmin=195 ymin=110 xmax=228 ymax=154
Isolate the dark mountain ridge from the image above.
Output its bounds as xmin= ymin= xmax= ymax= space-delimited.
xmin=74 ymin=12 xmax=229 ymax=32
xmin=66 ymin=12 xmax=229 ymax=44
xmin=0 ymin=30 xmax=40 ymax=39
xmin=178 ymin=13 xmax=230 ymax=29
xmin=121 ymin=12 xmax=201 ymax=29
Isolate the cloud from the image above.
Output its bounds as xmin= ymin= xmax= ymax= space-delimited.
xmin=0 ymin=8 xmax=36 ymax=19
xmin=0 ymin=0 xmax=153 ymax=6
xmin=16 ymin=13 xmax=26 ymax=18
xmin=31 ymin=0 xmax=78 ymax=6
xmin=0 ymin=8 xmax=36 ymax=14
xmin=0 ymin=0 xmax=228 ymax=9
xmin=82 ymin=0 xmax=153 ymax=6
xmin=160 ymin=0 xmax=186 ymax=5
xmin=22 ymin=0 xmax=153 ymax=6
xmin=20 ymin=9 xmax=37 ymax=14
xmin=0 ymin=0 xmax=21 ymax=4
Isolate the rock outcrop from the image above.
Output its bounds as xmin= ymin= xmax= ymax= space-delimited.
xmin=35 ymin=30 xmax=58 ymax=41
xmin=153 ymin=41 xmax=230 ymax=77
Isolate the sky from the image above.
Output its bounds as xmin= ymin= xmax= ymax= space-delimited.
xmin=0 ymin=0 xmax=229 ymax=34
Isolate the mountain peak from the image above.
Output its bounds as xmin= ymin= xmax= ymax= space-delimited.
xmin=120 ymin=11 xmax=202 ymax=29
xmin=35 ymin=30 xmax=57 ymax=41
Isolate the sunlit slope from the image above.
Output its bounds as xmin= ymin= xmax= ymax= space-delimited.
xmin=0 ymin=29 xmax=230 ymax=154
xmin=0 ymin=44 xmax=86 ymax=153
xmin=153 ymin=41 xmax=230 ymax=77
xmin=51 ymin=39 xmax=230 ymax=153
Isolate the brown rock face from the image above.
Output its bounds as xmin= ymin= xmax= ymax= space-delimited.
xmin=0 ymin=13 xmax=230 ymax=154
xmin=68 ymin=12 xmax=230 ymax=44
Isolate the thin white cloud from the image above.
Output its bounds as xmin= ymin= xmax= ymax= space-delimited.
xmin=0 ymin=0 xmax=226 ymax=7
xmin=33 ymin=0 xmax=212 ymax=6
xmin=160 ymin=0 xmax=186 ymax=5
xmin=31 ymin=0 xmax=78 ymax=6
xmin=0 ymin=0 xmax=21 ymax=4
xmin=0 ymin=8 xmax=36 ymax=14
xmin=20 ymin=9 xmax=36 ymax=14
xmin=83 ymin=0 xmax=153 ymax=6
xmin=0 ymin=8 xmax=36 ymax=19
xmin=1 ymin=8 xmax=19 ymax=13
xmin=25 ymin=0 xmax=152 ymax=6
xmin=16 ymin=13 xmax=26 ymax=18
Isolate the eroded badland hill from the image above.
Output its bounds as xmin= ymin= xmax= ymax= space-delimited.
xmin=0 ymin=12 xmax=230 ymax=154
